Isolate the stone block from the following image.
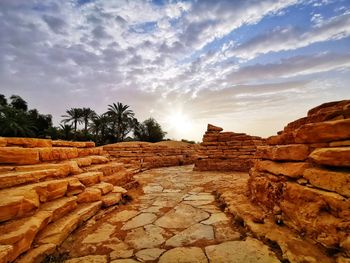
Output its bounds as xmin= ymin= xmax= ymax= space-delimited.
xmin=0 ymin=211 xmax=52 ymax=262
xmin=0 ymin=147 xmax=39 ymax=165
xmin=75 ymin=172 xmax=102 ymax=186
xmin=101 ymin=192 xmax=122 ymax=207
xmin=294 ymin=119 xmax=350 ymax=143
xmin=309 ymin=147 xmax=350 ymax=167
xmin=255 ymin=160 xmax=310 ymax=178
xmin=256 ymin=145 xmax=310 ymax=161
xmin=77 ymin=188 xmax=101 ymax=203
xmin=303 ymin=168 xmax=350 ymax=197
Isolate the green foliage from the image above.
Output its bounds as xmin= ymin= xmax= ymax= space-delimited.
xmin=134 ymin=118 xmax=166 ymax=142
xmin=0 ymin=94 xmax=170 ymax=146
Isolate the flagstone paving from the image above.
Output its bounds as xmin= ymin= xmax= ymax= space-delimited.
xmin=61 ymin=165 xmax=280 ymax=262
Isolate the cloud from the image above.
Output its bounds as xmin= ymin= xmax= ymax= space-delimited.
xmin=226 ymin=53 xmax=350 ymax=84
xmin=0 ymin=0 xmax=349 ymax=140
xmin=227 ymin=12 xmax=350 ymax=59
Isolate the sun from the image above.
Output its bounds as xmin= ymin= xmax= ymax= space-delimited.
xmin=166 ymin=111 xmax=193 ymax=134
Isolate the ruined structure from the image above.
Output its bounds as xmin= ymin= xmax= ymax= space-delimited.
xmin=249 ymin=100 xmax=350 ymax=257
xmin=104 ymin=141 xmax=198 ymax=170
xmin=0 ymin=138 xmax=137 ymax=262
xmin=194 ymin=124 xmax=264 ymax=171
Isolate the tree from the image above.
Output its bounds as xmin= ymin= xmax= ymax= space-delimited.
xmin=81 ymin=107 xmax=96 ymax=133
xmin=59 ymin=124 xmax=73 ymax=140
xmin=61 ymin=108 xmax=83 ymax=133
xmin=28 ymin=109 xmax=53 ymax=137
xmin=134 ymin=118 xmax=166 ymax=142
xmin=0 ymin=106 xmax=36 ymax=137
xmin=0 ymin=94 xmax=7 ymax=106
xmin=89 ymin=114 xmax=109 ymax=144
xmin=10 ymin=95 xmax=28 ymax=111
xmin=107 ymin=102 xmax=135 ymax=142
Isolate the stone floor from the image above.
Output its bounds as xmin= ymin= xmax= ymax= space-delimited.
xmin=60 ymin=165 xmax=280 ymax=262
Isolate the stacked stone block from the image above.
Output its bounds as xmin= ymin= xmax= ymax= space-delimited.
xmin=104 ymin=141 xmax=198 ymax=170
xmin=0 ymin=137 xmax=132 ymax=263
xmin=194 ymin=124 xmax=265 ymax=172
xmin=248 ymin=100 xmax=350 ymax=258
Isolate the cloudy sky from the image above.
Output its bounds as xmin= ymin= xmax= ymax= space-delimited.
xmin=1 ymin=0 xmax=350 ymax=141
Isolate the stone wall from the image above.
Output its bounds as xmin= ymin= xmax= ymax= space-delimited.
xmin=0 ymin=137 xmax=135 ymax=263
xmin=194 ymin=124 xmax=265 ymax=171
xmin=104 ymin=141 xmax=198 ymax=170
xmin=248 ymin=100 xmax=350 ymax=256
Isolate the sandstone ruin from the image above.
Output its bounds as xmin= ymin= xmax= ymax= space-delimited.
xmin=194 ymin=124 xmax=264 ymax=171
xmin=0 ymin=99 xmax=349 ymax=263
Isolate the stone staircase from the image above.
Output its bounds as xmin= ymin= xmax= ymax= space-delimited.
xmin=0 ymin=138 xmax=136 ymax=263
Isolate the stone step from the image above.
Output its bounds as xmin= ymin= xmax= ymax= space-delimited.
xmin=91 ymin=182 xmax=114 ymax=195
xmin=83 ymin=161 xmax=125 ymax=176
xmin=39 ymin=196 xmax=78 ymax=222
xmin=70 ymin=155 xmax=109 ymax=168
xmin=77 ymin=187 xmax=102 ymax=203
xmin=35 ymin=201 xmax=102 ymax=246
xmin=0 ymin=178 xmax=83 ymax=222
xmin=218 ymin=189 xmax=334 ymax=263
xmin=101 ymin=192 xmax=122 ymax=207
xmin=0 ymin=168 xmax=69 ymax=189
xmin=0 ymin=211 xmax=52 ymax=262
xmin=100 ymin=170 xmax=131 ymax=186
xmin=74 ymin=172 xmax=103 ymax=186
xmin=15 ymin=243 xmax=56 ymax=263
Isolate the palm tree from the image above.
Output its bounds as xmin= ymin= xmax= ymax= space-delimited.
xmin=0 ymin=106 xmax=36 ymax=137
xmin=89 ymin=114 xmax=109 ymax=144
xmin=9 ymin=95 xmax=28 ymax=111
xmin=59 ymin=124 xmax=73 ymax=140
xmin=61 ymin=108 xmax=83 ymax=133
xmin=81 ymin=107 xmax=96 ymax=133
xmin=107 ymin=102 xmax=135 ymax=142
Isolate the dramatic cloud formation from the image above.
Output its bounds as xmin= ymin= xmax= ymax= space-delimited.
xmin=0 ymin=0 xmax=349 ymax=140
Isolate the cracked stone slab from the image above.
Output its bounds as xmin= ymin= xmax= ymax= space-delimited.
xmin=141 ymin=206 xmax=163 ymax=213
xmin=213 ymin=223 xmax=241 ymax=242
xmin=143 ymin=184 xmax=163 ymax=193
xmin=110 ymin=260 xmax=139 ymax=263
xmin=201 ymin=212 xmax=229 ymax=225
xmin=205 ymin=238 xmax=280 ymax=263
xmin=158 ymin=247 xmax=208 ymax=263
xmin=155 ymin=204 xmax=209 ymax=229
xmin=109 ymin=210 xmax=139 ymax=223
xmin=108 ymin=243 xmax=133 ymax=260
xmin=135 ymin=248 xmax=166 ymax=261
xmin=121 ymin=213 xmax=157 ymax=230
xmin=124 ymin=224 xmax=166 ymax=249
xmin=197 ymin=205 xmax=221 ymax=214
xmin=165 ymin=223 xmax=214 ymax=247
xmin=183 ymin=194 xmax=214 ymax=201
xmin=183 ymin=200 xmax=214 ymax=206
xmin=163 ymin=189 xmax=181 ymax=193
xmin=65 ymin=255 xmax=108 ymax=263
xmin=82 ymin=223 xmax=116 ymax=244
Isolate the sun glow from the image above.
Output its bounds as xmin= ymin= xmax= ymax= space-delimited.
xmin=166 ymin=111 xmax=193 ymax=135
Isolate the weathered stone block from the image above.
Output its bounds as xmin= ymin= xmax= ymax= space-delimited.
xmin=303 ymin=168 xmax=350 ymax=197
xmin=256 ymin=145 xmax=310 ymax=161
xmin=294 ymin=119 xmax=350 ymax=143
xmin=0 ymin=211 xmax=52 ymax=262
xmin=77 ymin=188 xmax=101 ymax=203
xmin=0 ymin=147 xmax=39 ymax=165
xmin=101 ymin=192 xmax=122 ymax=207
xmin=309 ymin=147 xmax=350 ymax=167
xmin=281 ymin=182 xmax=350 ymax=248
xmin=75 ymin=172 xmax=102 ymax=186
xmin=255 ymin=160 xmax=310 ymax=178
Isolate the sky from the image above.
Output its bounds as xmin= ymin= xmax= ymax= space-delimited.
xmin=0 ymin=0 xmax=350 ymax=141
